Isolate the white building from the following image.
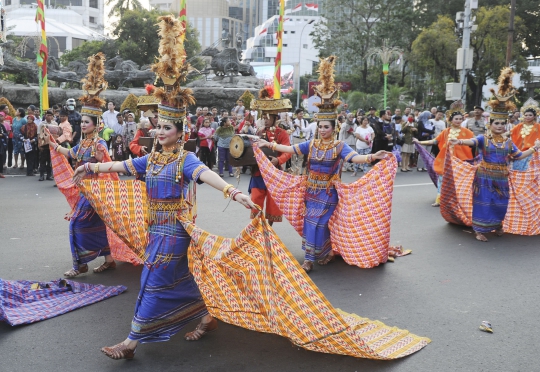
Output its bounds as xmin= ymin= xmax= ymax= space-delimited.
xmin=6 ymin=7 xmax=105 ymax=57
xmin=243 ymin=14 xmax=319 ymax=76
xmin=3 ymin=0 xmax=104 ymax=32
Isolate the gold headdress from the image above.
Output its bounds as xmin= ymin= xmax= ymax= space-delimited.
xmin=137 ymin=84 xmax=161 ymax=114
xmin=487 ymin=67 xmax=517 ymax=120
xmin=251 ymin=86 xmax=292 ymax=115
xmin=313 ymin=56 xmax=342 ymax=121
xmin=446 ymin=100 xmax=465 ymax=121
xmin=151 ymin=15 xmax=196 ymax=127
xmin=520 ymin=97 xmax=539 ymax=116
xmin=79 ymin=52 xmax=108 ymax=119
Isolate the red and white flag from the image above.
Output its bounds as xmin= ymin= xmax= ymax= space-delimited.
xmin=305 ymin=3 xmax=318 ymax=11
xmin=291 ymin=3 xmax=302 ymax=12
xmin=259 ymin=28 xmax=268 ymax=36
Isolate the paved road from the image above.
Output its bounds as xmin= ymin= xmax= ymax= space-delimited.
xmin=1 ymin=169 xmax=539 ymax=372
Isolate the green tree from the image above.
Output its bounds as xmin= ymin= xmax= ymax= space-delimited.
xmin=60 ymin=39 xmax=118 ymax=65
xmin=106 ymin=0 xmax=143 ymax=18
xmin=467 ymin=6 xmax=527 ymax=106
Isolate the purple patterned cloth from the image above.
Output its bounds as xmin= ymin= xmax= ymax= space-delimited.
xmin=415 ymin=142 xmax=438 ymax=187
xmin=0 ymin=278 xmax=126 ymax=326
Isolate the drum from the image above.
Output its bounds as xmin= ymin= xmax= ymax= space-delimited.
xmin=228 ymin=135 xmax=278 ymax=167
xmin=230 ymin=135 xmax=251 ymax=159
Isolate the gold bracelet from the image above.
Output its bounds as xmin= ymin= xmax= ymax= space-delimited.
xmin=222 ymin=184 xmax=234 ymax=199
xmin=271 ymin=142 xmax=278 ymax=151
xmin=94 ymin=163 xmax=100 ymax=174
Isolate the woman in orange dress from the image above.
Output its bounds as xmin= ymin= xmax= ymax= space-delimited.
xmin=413 ymin=110 xmax=474 ymax=206
xmin=510 ymin=100 xmax=539 ymax=170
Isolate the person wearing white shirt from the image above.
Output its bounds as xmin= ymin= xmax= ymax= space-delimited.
xmin=102 ymin=101 xmax=119 ymax=149
xmin=292 ymin=109 xmax=309 ymax=173
xmin=352 ymin=117 xmax=374 ymax=175
xmin=430 ymin=110 xmax=446 ymax=156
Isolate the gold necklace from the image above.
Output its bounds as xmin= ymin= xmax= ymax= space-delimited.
xmin=313 ymin=140 xmax=337 ymax=161
xmin=520 ymin=123 xmax=534 ymax=138
xmin=490 ymin=134 xmax=506 ymax=149
xmin=448 ymin=126 xmax=462 ymax=140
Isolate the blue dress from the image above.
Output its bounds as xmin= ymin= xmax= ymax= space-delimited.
xmin=123 ymin=152 xmax=210 ymax=343
xmin=293 ymin=140 xmax=357 ymax=261
xmin=67 ymin=139 xmax=111 ymax=269
xmin=472 ymin=135 xmax=522 ymax=233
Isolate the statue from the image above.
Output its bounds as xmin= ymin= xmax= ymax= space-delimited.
xmin=200 ymin=46 xmax=255 ymax=77
xmin=221 ymin=29 xmax=231 ymax=48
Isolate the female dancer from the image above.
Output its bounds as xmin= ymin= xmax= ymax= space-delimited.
xmin=72 ymin=108 xmax=255 ymax=360
xmin=71 ymin=14 xmax=256 ymax=360
xmin=51 ymin=113 xmax=116 ymax=277
xmin=413 ymin=106 xmax=474 ymax=207
xmin=449 ymin=118 xmax=540 ymax=241
xmin=510 ymin=99 xmax=539 ymax=151
xmin=258 ymin=118 xmax=387 ymax=272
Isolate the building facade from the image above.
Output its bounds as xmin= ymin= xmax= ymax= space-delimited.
xmin=3 ymin=0 xmax=104 ymax=33
xmin=148 ymin=0 xmax=265 ymax=50
xmin=243 ymin=1 xmax=322 ymax=77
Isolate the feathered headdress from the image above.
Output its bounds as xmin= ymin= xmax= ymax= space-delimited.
xmin=487 ymin=67 xmax=517 ymax=119
xmin=151 ymin=15 xmax=196 ymax=125
xmin=137 ymin=83 xmax=161 ymax=112
xmin=313 ymin=56 xmax=342 ymax=120
xmin=79 ymin=52 xmax=107 ymax=118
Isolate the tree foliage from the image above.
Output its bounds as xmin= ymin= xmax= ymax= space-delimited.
xmin=120 ymin=93 xmax=140 ymax=122
xmin=106 ymin=0 xmax=143 ymax=18
xmin=59 ymin=9 xmax=203 ymax=72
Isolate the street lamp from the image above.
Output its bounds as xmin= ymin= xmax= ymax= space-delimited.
xmin=296 ymin=19 xmax=315 ymax=110
xmin=366 ymin=41 xmax=402 ymax=108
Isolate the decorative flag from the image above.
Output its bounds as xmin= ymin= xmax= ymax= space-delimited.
xmin=291 ymin=2 xmax=302 ymax=12
xmin=305 ymin=3 xmax=318 ymax=11
xmin=179 ymin=0 xmax=187 ymax=59
xmin=274 ymin=0 xmax=285 ymax=99
xmin=35 ymin=0 xmax=49 ymax=112
xmin=259 ymin=28 xmax=268 ymax=36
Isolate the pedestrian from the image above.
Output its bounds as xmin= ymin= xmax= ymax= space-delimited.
xmin=19 ymin=115 xmax=38 ymax=176
xmin=56 ymin=109 xmax=73 ymax=148
xmin=215 ymin=117 xmax=235 ymax=177
xmin=102 ymin=101 xmax=119 ymax=149
xmin=430 ymin=109 xmax=446 ymax=157
xmin=416 ymin=111 xmax=435 ymax=171
xmin=0 ymin=104 xmax=13 ymax=168
xmin=37 ymin=110 xmax=60 ymax=181
xmin=352 ymin=116 xmax=374 ymax=175
xmin=11 ymin=108 xmax=27 ymax=169
xmin=112 ymin=134 xmax=126 ymax=161
xmin=66 ymin=98 xmax=82 ymax=146
xmin=400 ymin=116 xmax=417 ymax=172
xmin=123 ymin=113 xmax=137 ymax=159
xmin=197 ymin=118 xmax=215 ymax=169
xmin=339 ymin=113 xmax=357 ymax=172
xmin=0 ymin=113 xmax=8 ymax=178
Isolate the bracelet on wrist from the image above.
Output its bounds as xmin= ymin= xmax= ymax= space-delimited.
xmin=222 ymin=184 xmax=234 ymax=199
xmin=94 ymin=163 xmax=100 ymax=174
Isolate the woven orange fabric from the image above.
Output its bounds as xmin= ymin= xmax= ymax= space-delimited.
xmin=433 ymin=128 xmax=474 ymax=175
xmin=254 ymin=145 xmax=399 ymax=268
xmin=50 ymin=146 xmax=143 ymax=265
xmin=181 ymin=213 xmax=430 ymax=359
xmin=511 ymin=123 xmax=540 ymax=151
xmin=439 ymin=146 xmax=540 ymax=235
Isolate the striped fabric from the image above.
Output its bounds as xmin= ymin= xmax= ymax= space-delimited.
xmin=181 ymin=213 xmax=430 ymax=359
xmin=79 ymin=179 xmax=149 ymax=261
xmin=254 ymin=145 xmax=400 ymax=268
xmin=439 ymin=147 xmax=540 ymax=235
xmin=0 ymin=278 xmax=126 ymax=326
xmin=50 ymin=146 xmax=143 ymax=265
xmin=415 ymin=142 xmax=438 ymax=187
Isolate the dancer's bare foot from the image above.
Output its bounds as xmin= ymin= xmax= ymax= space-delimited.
xmin=495 ymin=228 xmax=504 ymax=237
xmin=475 ymin=233 xmax=488 ymax=242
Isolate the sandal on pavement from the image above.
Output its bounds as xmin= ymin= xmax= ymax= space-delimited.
xmin=301 ymin=260 xmax=314 ymax=273
xmin=101 ymin=342 xmax=136 ymax=360
xmin=64 ymin=264 xmax=88 ymax=278
xmin=475 ymin=233 xmax=488 ymax=242
xmin=93 ymin=261 xmax=116 ymax=273
xmin=184 ymin=317 xmax=218 ymax=341
xmin=317 ymin=253 xmax=336 ymax=266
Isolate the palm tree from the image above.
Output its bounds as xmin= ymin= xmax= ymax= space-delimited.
xmin=382 ymin=86 xmax=410 ymax=110
xmin=106 ymin=0 xmax=143 ymax=18
xmin=341 ymin=91 xmax=383 ymax=112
